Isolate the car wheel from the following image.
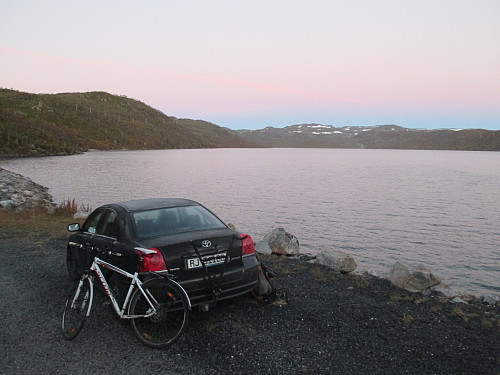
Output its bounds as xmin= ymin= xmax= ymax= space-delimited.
xmin=67 ymin=248 xmax=82 ymax=281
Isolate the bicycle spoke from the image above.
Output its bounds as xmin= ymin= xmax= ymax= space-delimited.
xmin=129 ymin=279 xmax=189 ymax=348
xmin=61 ymin=277 xmax=93 ymax=340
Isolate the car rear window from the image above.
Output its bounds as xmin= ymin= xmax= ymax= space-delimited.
xmin=133 ymin=205 xmax=226 ymax=239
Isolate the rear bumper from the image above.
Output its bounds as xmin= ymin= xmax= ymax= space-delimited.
xmin=177 ymin=255 xmax=260 ymax=306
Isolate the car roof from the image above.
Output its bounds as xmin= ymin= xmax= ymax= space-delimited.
xmin=112 ymin=198 xmax=200 ymax=213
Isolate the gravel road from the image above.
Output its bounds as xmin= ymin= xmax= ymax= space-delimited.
xmin=1 ymin=232 xmax=499 ymax=375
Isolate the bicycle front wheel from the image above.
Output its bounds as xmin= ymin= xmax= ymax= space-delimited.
xmin=62 ymin=275 xmax=93 ymax=340
xmin=129 ymin=279 xmax=189 ymax=348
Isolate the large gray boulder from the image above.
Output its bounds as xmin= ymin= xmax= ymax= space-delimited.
xmin=255 ymin=228 xmax=299 ymax=256
xmin=316 ymin=249 xmax=357 ymax=273
xmin=389 ymin=261 xmax=441 ymax=292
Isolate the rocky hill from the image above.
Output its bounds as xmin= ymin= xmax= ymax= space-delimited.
xmin=237 ymin=124 xmax=500 ymax=151
xmin=0 ymin=89 xmax=255 ymax=157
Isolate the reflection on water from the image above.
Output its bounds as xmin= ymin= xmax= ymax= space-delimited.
xmin=2 ymin=148 xmax=499 ymax=297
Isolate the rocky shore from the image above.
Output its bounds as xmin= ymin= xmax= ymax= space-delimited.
xmin=0 ymin=167 xmax=55 ymax=211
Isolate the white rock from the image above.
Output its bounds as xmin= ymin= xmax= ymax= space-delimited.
xmin=388 ymin=261 xmax=441 ymax=292
xmin=431 ymin=284 xmax=460 ymax=298
xmin=255 ymin=240 xmax=272 ymax=255
xmin=388 ymin=261 xmax=411 ymax=289
xmin=451 ymin=297 xmax=468 ymax=304
xmin=0 ymin=200 xmax=15 ymax=208
xmin=481 ymin=295 xmax=499 ymax=305
xmin=315 ymin=249 xmax=357 ymax=273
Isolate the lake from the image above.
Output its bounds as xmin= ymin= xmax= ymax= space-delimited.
xmin=2 ymin=148 xmax=499 ymax=297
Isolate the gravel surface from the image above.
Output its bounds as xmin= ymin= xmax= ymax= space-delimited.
xmin=1 ymin=232 xmax=499 ymax=375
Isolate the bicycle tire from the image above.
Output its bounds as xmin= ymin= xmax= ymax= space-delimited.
xmin=129 ymin=279 xmax=189 ymax=348
xmin=62 ymin=276 xmax=93 ymax=340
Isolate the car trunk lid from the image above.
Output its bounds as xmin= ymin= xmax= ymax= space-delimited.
xmin=141 ymin=228 xmax=243 ymax=279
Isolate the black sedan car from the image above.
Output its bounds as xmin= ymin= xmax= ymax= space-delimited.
xmin=66 ymin=198 xmax=260 ymax=306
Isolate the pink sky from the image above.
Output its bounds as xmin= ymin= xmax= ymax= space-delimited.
xmin=1 ymin=1 xmax=499 ymax=130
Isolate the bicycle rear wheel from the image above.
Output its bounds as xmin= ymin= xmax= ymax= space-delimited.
xmin=62 ymin=275 xmax=93 ymax=340
xmin=129 ymin=279 xmax=189 ymax=348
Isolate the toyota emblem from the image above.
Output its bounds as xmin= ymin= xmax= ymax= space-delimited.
xmin=201 ymin=240 xmax=212 ymax=248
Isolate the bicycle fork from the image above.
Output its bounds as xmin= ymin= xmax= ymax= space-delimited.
xmin=72 ymin=276 xmax=94 ymax=316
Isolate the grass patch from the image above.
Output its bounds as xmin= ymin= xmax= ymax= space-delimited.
xmin=263 ymin=257 xmax=310 ymax=277
xmin=0 ymin=209 xmax=69 ymax=239
xmin=264 ymin=256 xmax=291 ymax=275
xmin=390 ymin=293 xmax=414 ymax=302
xmin=452 ymin=306 xmax=465 ymax=318
xmin=481 ymin=319 xmax=495 ymax=329
xmin=311 ymin=265 xmax=336 ymax=283
xmin=291 ymin=263 xmax=309 ymax=273
xmin=414 ymin=297 xmax=430 ymax=304
xmin=402 ymin=313 xmax=415 ymax=323
xmin=346 ymin=273 xmax=371 ymax=289
xmin=430 ymin=304 xmax=443 ymax=313
xmin=54 ymin=198 xmax=91 ymax=216
xmin=451 ymin=306 xmax=480 ymax=324
xmin=0 ymin=200 xmax=88 ymax=243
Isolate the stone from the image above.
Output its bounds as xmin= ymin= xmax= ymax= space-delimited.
xmin=315 ymin=249 xmax=357 ymax=273
xmin=23 ymin=190 xmax=34 ymax=197
xmin=255 ymin=240 xmax=272 ymax=255
xmin=451 ymin=297 xmax=468 ymax=304
xmin=481 ymin=295 xmax=499 ymax=306
xmin=388 ymin=261 xmax=411 ymax=289
xmin=431 ymin=284 xmax=460 ymax=298
xmin=367 ymin=269 xmax=379 ymax=278
xmin=405 ymin=265 xmax=441 ymax=293
xmin=260 ymin=227 xmax=299 ymax=256
xmin=388 ymin=262 xmax=441 ymax=292
xmin=0 ymin=200 xmax=15 ymax=209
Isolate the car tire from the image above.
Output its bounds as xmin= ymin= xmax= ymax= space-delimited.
xmin=67 ymin=247 xmax=82 ymax=281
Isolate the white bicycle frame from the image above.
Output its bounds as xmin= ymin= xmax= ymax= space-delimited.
xmin=75 ymin=249 xmax=190 ymax=319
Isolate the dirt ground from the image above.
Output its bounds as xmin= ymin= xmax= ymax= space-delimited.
xmin=0 ymin=220 xmax=499 ymax=375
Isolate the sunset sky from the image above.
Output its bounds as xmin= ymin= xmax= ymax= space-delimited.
xmin=1 ymin=1 xmax=499 ymax=130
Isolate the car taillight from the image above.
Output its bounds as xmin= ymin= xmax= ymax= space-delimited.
xmin=241 ymin=234 xmax=255 ymax=256
xmin=139 ymin=248 xmax=167 ymax=272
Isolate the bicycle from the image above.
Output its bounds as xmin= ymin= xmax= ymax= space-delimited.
xmin=61 ymin=247 xmax=191 ymax=348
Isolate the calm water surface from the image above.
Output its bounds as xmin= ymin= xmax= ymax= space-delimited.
xmin=2 ymin=149 xmax=499 ymax=297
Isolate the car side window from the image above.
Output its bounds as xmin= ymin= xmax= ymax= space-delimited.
xmin=83 ymin=209 xmax=105 ymax=234
xmin=101 ymin=210 xmax=119 ymax=239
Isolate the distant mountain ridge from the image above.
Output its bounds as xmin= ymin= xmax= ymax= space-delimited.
xmin=1 ymin=89 xmax=498 ymax=157
xmin=237 ymin=124 xmax=500 ymax=151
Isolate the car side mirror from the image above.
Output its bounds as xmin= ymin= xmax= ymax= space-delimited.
xmin=68 ymin=223 xmax=81 ymax=232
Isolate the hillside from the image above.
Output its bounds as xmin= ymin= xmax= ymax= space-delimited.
xmin=0 ymin=89 xmax=254 ymax=157
xmin=237 ymin=124 xmax=500 ymax=151
xmin=1 ymin=89 xmax=499 ymax=156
